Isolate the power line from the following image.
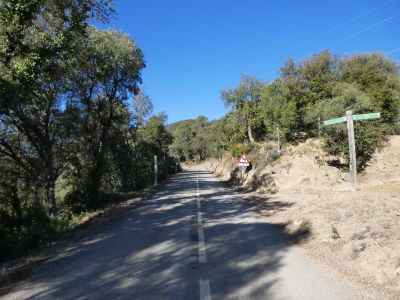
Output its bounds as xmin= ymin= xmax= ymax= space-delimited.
xmin=260 ymin=1 xmax=398 ymax=79
xmin=385 ymin=47 xmax=400 ymax=55
xmin=321 ymin=11 xmax=400 ymax=50
xmin=286 ymin=0 xmax=396 ymax=55
xmin=263 ymin=0 xmax=396 ymax=65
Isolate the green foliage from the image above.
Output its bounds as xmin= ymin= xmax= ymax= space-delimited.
xmin=221 ymin=74 xmax=266 ymax=142
xmin=0 ymin=210 xmax=79 ymax=262
xmin=318 ymin=55 xmax=397 ymax=169
xmin=339 ymin=53 xmax=400 ymax=127
xmin=229 ymin=143 xmax=255 ymax=159
xmin=169 ymin=51 xmax=399 ymax=169
xmin=0 ymin=1 xmax=176 ymax=261
xmin=1 ymin=2 xmax=399 ymax=262
xmin=168 ymin=116 xmax=219 ymax=161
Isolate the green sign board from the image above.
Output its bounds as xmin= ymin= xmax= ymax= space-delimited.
xmin=323 ymin=116 xmax=346 ymax=126
xmin=353 ymin=112 xmax=381 ymax=121
xmin=324 ymin=112 xmax=381 ymax=126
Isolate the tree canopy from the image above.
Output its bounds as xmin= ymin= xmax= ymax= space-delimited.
xmin=169 ymin=50 xmax=400 ymax=170
xmin=0 ymin=0 xmax=176 ymax=261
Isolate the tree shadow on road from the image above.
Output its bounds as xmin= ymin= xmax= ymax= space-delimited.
xmin=1 ymin=169 xmax=311 ymax=299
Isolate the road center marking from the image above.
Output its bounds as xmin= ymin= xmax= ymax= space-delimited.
xmin=196 ymin=173 xmax=207 ymax=264
xmin=199 ymin=279 xmax=211 ymax=300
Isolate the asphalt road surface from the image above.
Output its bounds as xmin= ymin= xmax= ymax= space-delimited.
xmin=2 ymin=169 xmax=362 ymax=300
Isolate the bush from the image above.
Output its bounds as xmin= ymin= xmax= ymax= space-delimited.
xmin=52 ymin=210 xmax=79 ymax=233
xmin=323 ymin=121 xmax=387 ymax=171
xmin=229 ymin=143 xmax=255 ymax=158
xmin=0 ymin=211 xmax=79 ymax=262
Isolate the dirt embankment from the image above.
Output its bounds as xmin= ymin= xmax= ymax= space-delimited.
xmin=202 ymin=136 xmax=400 ymax=299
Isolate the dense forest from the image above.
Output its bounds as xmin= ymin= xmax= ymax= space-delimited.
xmin=0 ymin=0 xmax=175 ymax=260
xmin=169 ymin=51 xmax=400 ymax=169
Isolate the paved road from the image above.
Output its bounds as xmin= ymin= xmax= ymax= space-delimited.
xmin=2 ymin=169 xmax=362 ymax=299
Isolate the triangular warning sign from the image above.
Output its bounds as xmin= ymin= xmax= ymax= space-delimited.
xmin=237 ymin=153 xmax=250 ymax=165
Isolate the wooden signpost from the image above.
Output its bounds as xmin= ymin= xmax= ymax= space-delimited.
xmin=323 ymin=111 xmax=381 ymax=187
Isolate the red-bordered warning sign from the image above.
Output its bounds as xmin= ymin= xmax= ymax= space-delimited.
xmin=237 ymin=152 xmax=250 ymax=166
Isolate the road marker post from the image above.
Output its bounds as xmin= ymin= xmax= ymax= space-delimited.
xmin=175 ymin=157 xmax=180 ymax=173
xmin=323 ymin=111 xmax=381 ymax=187
xmin=318 ymin=116 xmax=322 ymax=136
xmin=276 ymin=125 xmax=281 ymax=154
xmin=154 ymin=155 xmax=158 ymax=186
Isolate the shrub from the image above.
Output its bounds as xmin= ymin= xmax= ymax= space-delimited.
xmin=230 ymin=143 xmax=255 ymax=158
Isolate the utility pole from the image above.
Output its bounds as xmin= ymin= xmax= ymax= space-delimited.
xmin=154 ymin=155 xmax=158 ymax=186
xmin=346 ymin=110 xmax=357 ymax=186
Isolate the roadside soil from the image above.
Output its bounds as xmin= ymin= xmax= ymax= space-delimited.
xmin=202 ymin=136 xmax=400 ymax=300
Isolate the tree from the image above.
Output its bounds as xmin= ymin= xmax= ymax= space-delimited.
xmin=221 ymin=74 xmax=266 ymax=143
xmin=0 ymin=0 xmax=114 ymax=113
xmin=0 ymin=1 xmax=178 ymax=261
xmin=318 ymin=82 xmax=386 ymax=169
xmin=280 ymin=51 xmax=338 ymax=137
xmin=137 ymin=113 xmax=173 ymax=183
xmin=132 ymin=88 xmax=153 ymax=127
xmin=259 ymin=79 xmax=293 ymax=140
xmin=66 ymin=28 xmax=145 ymax=208
xmin=0 ymin=0 xmax=113 ymax=217
xmin=339 ymin=53 xmax=400 ymax=127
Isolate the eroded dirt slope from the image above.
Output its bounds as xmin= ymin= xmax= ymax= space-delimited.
xmin=202 ymin=136 xmax=400 ymax=299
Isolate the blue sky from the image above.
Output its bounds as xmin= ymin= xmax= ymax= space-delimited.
xmin=101 ymin=0 xmax=400 ymax=124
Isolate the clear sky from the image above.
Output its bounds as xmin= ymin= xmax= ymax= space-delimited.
xmin=102 ymin=0 xmax=400 ymax=124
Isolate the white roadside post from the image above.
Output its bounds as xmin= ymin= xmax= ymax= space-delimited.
xmin=175 ymin=157 xmax=180 ymax=173
xmin=318 ymin=116 xmax=322 ymax=136
xmin=154 ymin=155 xmax=158 ymax=186
xmin=276 ymin=125 xmax=281 ymax=154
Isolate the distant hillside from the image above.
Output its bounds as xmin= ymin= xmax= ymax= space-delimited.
xmin=166 ymin=119 xmax=196 ymax=132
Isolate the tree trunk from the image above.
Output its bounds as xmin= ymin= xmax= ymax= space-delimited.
xmin=247 ymin=124 xmax=255 ymax=143
xmin=88 ymin=159 xmax=103 ymax=208
xmin=45 ymin=149 xmax=57 ymax=218
xmin=47 ymin=177 xmax=57 ymax=218
xmin=87 ymin=132 xmax=107 ymax=208
xmin=11 ymin=186 xmax=22 ymax=231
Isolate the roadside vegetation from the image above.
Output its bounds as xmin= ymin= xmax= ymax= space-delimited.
xmin=1 ymin=0 xmax=399 ymax=266
xmin=169 ymin=50 xmax=400 ymax=169
xmin=0 ymin=1 xmax=175 ymax=261
xmin=168 ymin=50 xmax=400 ymax=298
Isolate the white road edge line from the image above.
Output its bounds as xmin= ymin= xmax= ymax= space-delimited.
xmin=199 ymin=279 xmax=211 ymax=300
